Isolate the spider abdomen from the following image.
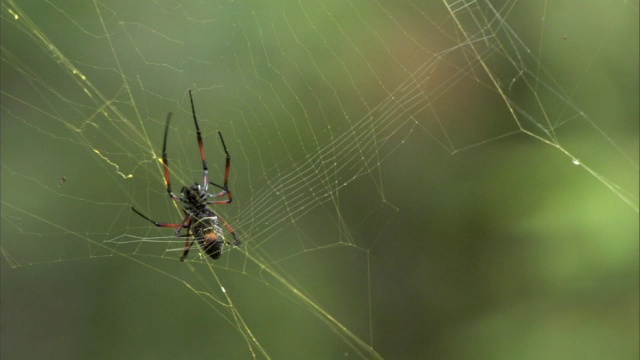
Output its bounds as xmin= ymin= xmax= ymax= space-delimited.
xmin=192 ymin=215 xmax=225 ymax=259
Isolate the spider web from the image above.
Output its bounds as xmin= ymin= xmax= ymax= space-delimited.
xmin=1 ymin=0 xmax=638 ymax=359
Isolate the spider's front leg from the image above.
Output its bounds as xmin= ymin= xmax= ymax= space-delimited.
xmin=207 ymin=132 xmax=233 ymax=205
xmin=160 ymin=113 xmax=181 ymax=201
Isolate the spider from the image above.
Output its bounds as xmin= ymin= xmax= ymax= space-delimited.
xmin=132 ymin=90 xmax=240 ymax=261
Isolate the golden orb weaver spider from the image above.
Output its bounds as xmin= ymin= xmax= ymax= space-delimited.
xmin=132 ymin=90 xmax=240 ymax=261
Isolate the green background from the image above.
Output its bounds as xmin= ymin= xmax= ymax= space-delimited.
xmin=1 ymin=1 xmax=638 ymax=359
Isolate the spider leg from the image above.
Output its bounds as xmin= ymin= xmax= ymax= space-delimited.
xmin=180 ymin=238 xmax=196 ymax=262
xmin=217 ymin=214 xmax=241 ymax=246
xmin=205 ymin=132 xmax=233 ymax=204
xmin=179 ymin=218 xmax=195 ymax=261
xmin=162 ymin=113 xmax=180 ymax=201
xmin=217 ymin=131 xmax=231 ymax=190
xmin=132 ymin=207 xmax=197 ymax=261
xmin=188 ymin=90 xmax=210 ymax=189
xmin=208 ymin=181 xmax=232 ymax=204
xmin=176 ymin=210 xmax=195 ymax=261
xmin=188 ymin=90 xmax=233 ymax=203
xmin=131 ymin=206 xmax=184 ymax=228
